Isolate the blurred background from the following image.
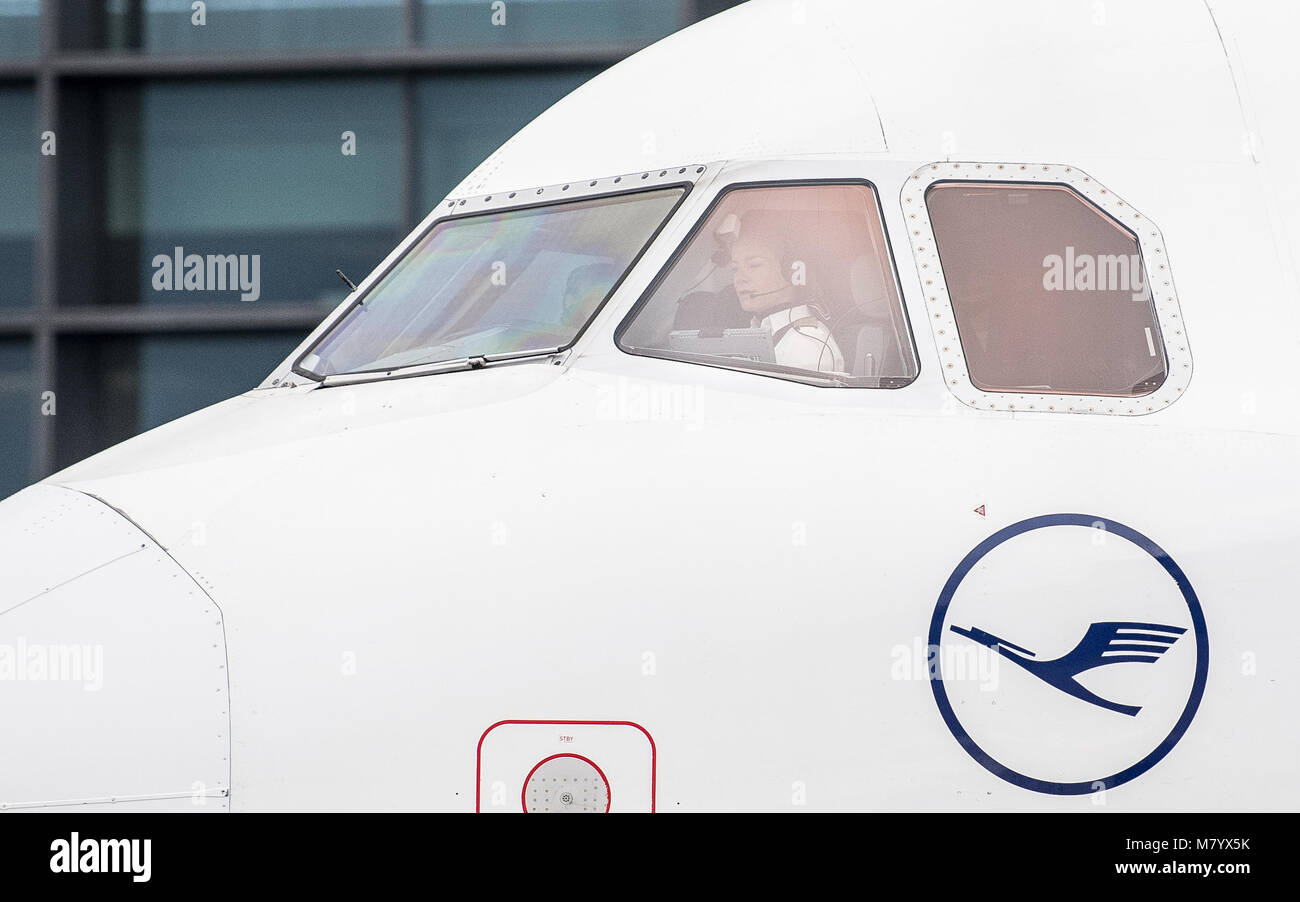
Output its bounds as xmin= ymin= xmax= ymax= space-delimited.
xmin=0 ymin=0 xmax=741 ymax=498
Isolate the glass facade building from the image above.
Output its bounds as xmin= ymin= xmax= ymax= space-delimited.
xmin=0 ymin=0 xmax=738 ymax=499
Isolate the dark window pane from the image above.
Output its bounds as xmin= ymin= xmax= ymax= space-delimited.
xmin=416 ymin=69 xmax=600 ymax=208
xmin=419 ymin=0 xmax=679 ymax=46
xmin=0 ymin=339 xmax=33 ymax=500
xmin=0 ymin=86 xmax=37 ymax=308
xmin=0 ymin=1 xmax=39 ymax=57
xmin=56 ymin=331 xmax=305 ymax=467
xmin=102 ymin=0 xmax=404 ymax=53
xmin=99 ymin=79 xmax=403 ymax=307
xmin=926 ymin=183 xmax=1167 ymax=397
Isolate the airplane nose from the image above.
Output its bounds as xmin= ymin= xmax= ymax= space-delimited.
xmin=0 ymin=485 xmax=230 ymax=811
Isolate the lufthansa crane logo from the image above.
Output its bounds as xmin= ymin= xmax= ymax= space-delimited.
xmin=949 ymin=621 xmax=1186 ymax=716
xmin=929 ymin=514 xmax=1209 ymax=795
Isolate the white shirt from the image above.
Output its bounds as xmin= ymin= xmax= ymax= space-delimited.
xmin=758 ymin=304 xmax=845 ymax=374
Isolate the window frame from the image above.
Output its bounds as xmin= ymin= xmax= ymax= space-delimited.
xmin=287 ymin=166 xmax=700 ymax=384
xmin=903 ymin=161 xmax=1191 ymax=415
xmin=613 ymin=178 xmax=922 ymax=389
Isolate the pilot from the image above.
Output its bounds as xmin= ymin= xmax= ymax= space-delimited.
xmin=728 ymin=220 xmax=845 ymax=374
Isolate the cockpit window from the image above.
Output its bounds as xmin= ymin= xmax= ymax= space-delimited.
xmin=925 ymin=182 xmax=1167 ymax=397
xmin=297 ymin=186 xmax=685 ymax=378
xmin=617 ymin=182 xmax=919 ymax=387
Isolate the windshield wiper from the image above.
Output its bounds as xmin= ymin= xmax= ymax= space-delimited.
xmin=318 ymin=346 xmax=563 ymax=386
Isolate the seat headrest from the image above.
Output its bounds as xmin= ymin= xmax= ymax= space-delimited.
xmin=848 ymin=255 xmax=891 ymax=315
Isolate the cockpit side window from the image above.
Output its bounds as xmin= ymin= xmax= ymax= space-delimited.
xmin=925 ymin=182 xmax=1167 ymax=398
xmin=903 ymin=162 xmax=1191 ymax=415
xmin=616 ymin=182 xmax=919 ymax=388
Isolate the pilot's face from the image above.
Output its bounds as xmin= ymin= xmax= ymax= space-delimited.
xmin=730 ymin=238 xmax=789 ymax=313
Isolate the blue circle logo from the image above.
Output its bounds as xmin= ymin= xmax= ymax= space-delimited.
xmin=929 ymin=514 xmax=1209 ymax=795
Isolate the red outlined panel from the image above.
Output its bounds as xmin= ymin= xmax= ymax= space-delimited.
xmin=475 ymin=720 xmax=657 ymax=813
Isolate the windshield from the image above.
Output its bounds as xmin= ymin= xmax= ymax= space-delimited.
xmin=297 ymin=186 xmax=686 ymax=378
